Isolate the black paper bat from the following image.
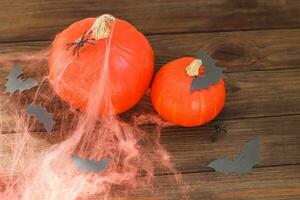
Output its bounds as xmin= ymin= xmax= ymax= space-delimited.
xmin=72 ymin=155 xmax=110 ymax=173
xmin=5 ymin=65 xmax=38 ymax=95
xmin=191 ymin=52 xmax=225 ymax=91
xmin=25 ymin=103 xmax=55 ymax=134
xmin=208 ymin=138 xmax=260 ymax=175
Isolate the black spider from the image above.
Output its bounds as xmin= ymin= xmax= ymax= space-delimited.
xmin=211 ymin=121 xmax=227 ymax=142
xmin=66 ymin=31 xmax=95 ymax=57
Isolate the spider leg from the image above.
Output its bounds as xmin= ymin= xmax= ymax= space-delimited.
xmin=85 ymin=41 xmax=95 ymax=45
xmin=83 ymin=38 xmax=95 ymax=44
xmin=72 ymin=45 xmax=79 ymax=56
xmin=77 ymin=47 xmax=80 ymax=58
xmin=66 ymin=42 xmax=76 ymax=51
xmin=211 ymin=133 xmax=218 ymax=143
xmin=84 ymin=38 xmax=95 ymax=41
xmin=67 ymin=42 xmax=77 ymax=45
xmin=221 ymin=128 xmax=228 ymax=133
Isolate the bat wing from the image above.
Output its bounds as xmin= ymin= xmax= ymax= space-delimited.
xmin=204 ymin=64 xmax=224 ymax=84
xmin=197 ymin=52 xmax=216 ymax=68
xmin=208 ymin=158 xmax=234 ymax=175
xmin=5 ymin=66 xmax=22 ymax=95
xmin=5 ymin=66 xmax=37 ymax=95
xmin=7 ymin=65 xmax=22 ymax=80
xmin=191 ymin=52 xmax=225 ymax=91
xmin=19 ymin=78 xmax=38 ymax=93
xmin=191 ymin=76 xmax=213 ymax=91
xmin=233 ymin=138 xmax=260 ymax=175
xmin=72 ymin=155 xmax=110 ymax=173
xmin=25 ymin=103 xmax=55 ymax=133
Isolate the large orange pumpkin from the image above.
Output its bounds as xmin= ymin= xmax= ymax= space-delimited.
xmin=151 ymin=56 xmax=225 ymax=127
xmin=48 ymin=14 xmax=154 ymax=115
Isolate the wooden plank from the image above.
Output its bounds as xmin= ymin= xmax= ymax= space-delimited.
xmin=2 ymin=165 xmax=299 ymax=200
xmin=1 ymin=65 xmax=300 ymax=133
xmin=219 ymin=69 xmax=300 ymax=119
xmin=0 ymin=0 xmax=300 ymax=42
xmin=1 ymin=115 xmax=300 ymax=175
xmin=134 ymin=165 xmax=300 ymax=200
xmin=85 ymin=165 xmax=300 ymax=199
xmin=158 ymin=115 xmax=300 ymax=173
xmin=0 ymin=29 xmax=299 ymax=72
xmin=150 ymin=29 xmax=300 ymax=72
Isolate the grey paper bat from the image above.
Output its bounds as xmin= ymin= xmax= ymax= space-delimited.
xmin=191 ymin=52 xmax=225 ymax=91
xmin=25 ymin=103 xmax=55 ymax=134
xmin=208 ymin=138 xmax=260 ymax=175
xmin=72 ymin=155 xmax=110 ymax=173
xmin=5 ymin=65 xmax=38 ymax=95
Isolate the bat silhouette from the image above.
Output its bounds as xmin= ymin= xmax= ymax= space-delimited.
xmin=191 ymin=52 xmax=225 ymax=91
xmin=25 ymin=103 xmax=55 ymax=134
xmin=5 ymin=65 xmax=38 ymax=95
xmin=208 ymin=138 xmax=260 ymax=175
xmin=72 ymin=154 xmax=110 ymax=173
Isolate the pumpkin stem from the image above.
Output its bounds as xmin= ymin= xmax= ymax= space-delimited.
xmin=92 ymin=14 xmax=115 ymax=40
xmin=185 ymin=59 xmax=202 ymax=76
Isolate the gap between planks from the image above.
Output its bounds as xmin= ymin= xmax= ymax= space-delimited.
xmin=1 ymin=114 xmax=300 ymax=176
xmin=0 ymin=0 xmax=300 ymax=42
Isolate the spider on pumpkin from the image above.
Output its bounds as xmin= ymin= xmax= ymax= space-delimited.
xmin=66 ymin=30 xmax=95 ymax=57
xmin=211 ymin=121 xmax=227 ymax=143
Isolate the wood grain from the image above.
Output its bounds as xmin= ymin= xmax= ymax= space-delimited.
xmin=1 ymin=65 xmax=300 ymax=133
xmin=2 ymin=165 xmax=299 ymax=200
xmin=1 ymin=2 xmax=300 ymax=198
xmin=0 ymin=29 xmax=299 ymax=73
xmin=150 ymin=29 xmax=300 ymax=72
xmin=150 ymin=165 xmax=300 ymax=200
xmin=158 ymin=115 xmax=300 ymax=173
xmin=0 ymin=0 xmax=300 ymax=42
xmin=219 ymin=69 xmax=300 ymax=119
xmin=1 ymin=115 xmax=300 ymax=175
xmin=91 ymin=165 xmax=300 ymax=200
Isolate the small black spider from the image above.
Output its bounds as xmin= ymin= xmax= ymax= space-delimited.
xmin=66 ymin=31 xmax=95 ymax=57
xmin=211 ymin=121 xmax=227 ymax=142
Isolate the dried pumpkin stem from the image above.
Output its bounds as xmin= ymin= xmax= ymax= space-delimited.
xmin=185 ymin=59 xmax=202 ymax=76
xmin=92 ymin=14 xmax=115 ymax=40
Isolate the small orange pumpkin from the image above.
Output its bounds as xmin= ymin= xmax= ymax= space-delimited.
xmin=48 ymin=14 xmax=154 ymax=115
xmin=151 ymin=56 xmax=226 ymax=127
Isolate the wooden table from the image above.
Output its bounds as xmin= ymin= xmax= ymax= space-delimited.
xmin=0 ymin=0 xmax=300 ymax=199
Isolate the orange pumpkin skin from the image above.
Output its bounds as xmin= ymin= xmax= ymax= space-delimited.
xmin=48 ymin=17 xmax=154 ymax=115
xmin=151 ymin=57 xmax=226 ymax=127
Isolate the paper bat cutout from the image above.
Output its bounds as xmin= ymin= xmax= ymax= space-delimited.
xmin=191 ymin=52 xmax=225 ymax=91
xmin=208 ymin=138 xmax=260 ymax=175
xmin=25 ymin=103 xmax=55 ymax=134
xmin=5 ymin=65 xmax=38 ymax=95
xmin=72 ymin=154 xmax=110 ymax=173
